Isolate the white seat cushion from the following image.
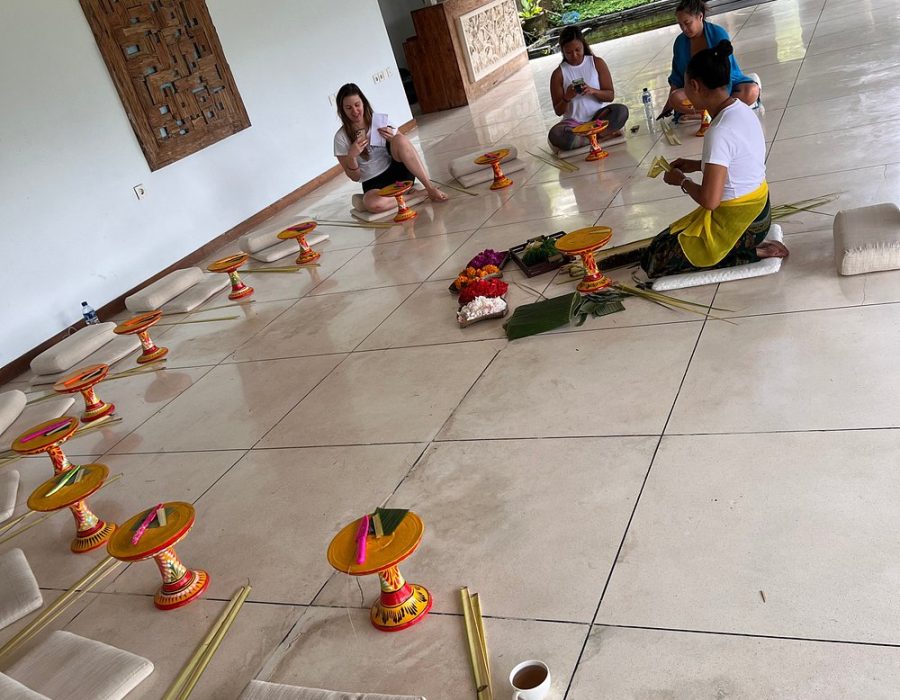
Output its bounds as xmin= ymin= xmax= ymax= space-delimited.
xmin=239 ymin=680 xmax=425 ymax=700
xmin=833 ymin=202 xmax=900 ymax=275
xmin=0 ymin=469 xmax=19 ymax=523
xmin=30 ymin=324 xmax=117 ymax=376
xmin=448 ymin=145 xmax=518 ymax=179
xmin=125 ymin=268 xmax=204 ymax=312
xmin=651 ymin=224 xmax=784 ymax=291
xmin=161 ymin=274 xmax=230 ymax=313
xmin=0 ymin=674 xmax=50 ymax=700
xmin=549 ymin=132 xmax=627 ymax=158
xmin=30 ymin=334 xmax=141 ymax=386
xmin=351 ymin=191 xmax=428 ymax=222
xmin=240 ymin=219 xmax=315 ymax=254
xmin=456 ymin=158 xmax=527 ymax=188
xmin=0 ymin=390 xmax=27 ymax=436
xmin=6 ymin=631 xmax=154 ymax=700
xmin=0 ymin=396 xmax=75 ymax=446
xmin=0 ymin=549 xmax=42 ymax=631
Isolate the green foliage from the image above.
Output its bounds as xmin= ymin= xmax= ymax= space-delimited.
xmin=521 ymin=236 xmax=560 ymax=266
xmin=564 ymin=0 xmax=655 ymax=17
xmin=519 ymin=0 xmax=546 ymax=20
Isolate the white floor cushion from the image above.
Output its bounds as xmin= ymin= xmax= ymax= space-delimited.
xmin=125 ymin=267 xmax=204 ymax=312
xmin=549 ymin=132 xmax=627 ymax=158
xmin=0 ymin=674 xmax=50 ymax=700
xmin=161 ymin=274 xmax=230 ymax=313
xmin=30 ymin=324 xmax=117 ymax=376
xmin=240 ymin=218 xmax=315 ymax=254
xmin=0 ymin=390 xmax=27 ymax=436
xmin=833 ymin=202 xmax=900 ymax=275
xmin=448 ymin=144 xmax=518 ymax=180
xmin=0 ymin=549 xmax=42 ymax=631
xmin=351 ymin=191 xmax=428 ymax=222
xmin=30 ymin=335 xmax=140 ymax=386
xmin=456 ymin=158 xmax=527 ymax=188
xmin=6 ymin=631 xmax=154 ymax=700
xmin=0 ymin=469 xmax=19 ymax=523
xmin=0 ymin=396 xmax=75 ymax=446
xmin=239 ymin=680 xmax=425 ymax=700
xmin=651 ymin=224 xmax=784 ymax=291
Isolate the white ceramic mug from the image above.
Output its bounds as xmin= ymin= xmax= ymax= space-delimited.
xmin=509 ymin=659 xmax=551 ymax=700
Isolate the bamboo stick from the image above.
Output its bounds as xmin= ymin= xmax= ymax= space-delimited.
xmin=538 ymin=147 xmax=579 ymax=172
xmin=164 ymin=301 xmax=255 ymax=316
xmin=432 ymin=180 xmax=479 ymax=197
xmin=162 ymin=585 xmax=251 ymax=700
xmin=156 ymin=315 xmax=239 ymax=326
xmin=460 ymin=587 xmax=491 ymax=700
xmin=471 ymin=593 xmax=492 ymax=688
xmin=0 ymin=556 xmax=121 ymax=660
xmin=0 ymin=512 xmax=52 ymax=546
xmin=315 ymin=219 xmax=394 ymax=229
xmin=527 ymin=151 xmax=572 ymax=173
xmin=0 ymin=509 xmax=35 ymax=536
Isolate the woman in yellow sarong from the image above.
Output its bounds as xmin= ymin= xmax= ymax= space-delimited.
xmin=641 ymin=40 xmax=788 ymax=279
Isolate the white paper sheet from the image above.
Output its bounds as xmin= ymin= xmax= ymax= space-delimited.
xmin=369 ymin=113 xmax=390 ymax=148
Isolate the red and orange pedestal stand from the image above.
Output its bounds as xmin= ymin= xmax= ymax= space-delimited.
xmin=12 ymin=416 xmax=81 ymax=474
xmin=556 ymin=226 xmax=614 ymax=294
xmin=572 ymin=119 xmax=610 ymax=161
xmin=277 ymin=221 xmax=322 ymax=264
xmin=27 ymin=464 xmax=116 ymax=553
xmin=474 ymin=149 xmax=514 ymax=189
xmin=107 ymin=502 xmax=209 ymax=611
xmin=377 ymin=181 xmax=418 ymax=222
xmin=327 ymin=512 xmax=432 ymax=632
xmin=114 ymin=311 xmax=168 ymax=364
xmin=53 ymin=364 xmax=115 ymax=423
xmin=207 ymin=253 xmax=255 ymax=300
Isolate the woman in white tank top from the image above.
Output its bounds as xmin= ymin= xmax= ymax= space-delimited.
xmin=548 ymin=26 xmax=629 ymax=151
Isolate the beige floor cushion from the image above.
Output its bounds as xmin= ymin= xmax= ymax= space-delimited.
xmin=250 ymin=233 xmax=331 ymax=263
xmin=456 ymin=158 xmax=527 ymax=188
xmin=0 ymin=390 xmax=27 ymax=436
xmin=0 ymin=548 xmax=42 ymax=631
xmin=351 ymin=191 xmax=428 ymax=222
xmin=30 ymin=335 xmax=140 ymax=386
xmin=6 ymin=631 xmax=154 ymax=700
xmin=448 ymin=145 xmax=518 ymax=179
xmin=161 ymin=274 xmax=230 ymax=313
xmin=0 ymin=396 xmax=75 ymax=447
xmin=124 ymin=267 xmax=204 ymax=312
xmin=239 ymin=218 xmax=315 ymax=254
xmin=30 ymin=323 xmax=117 ymax=376
xmin=0 ymin=469 xmax=19 ymax=523
xmin=549 ymin=133 xmax=627 ymax=158
xmin=833 ymin=202 xmax=900 ymax=275
xmin=239 ymin=680 xmax=426 ymax=700
xmin=0 ymin=674 xmax=50 ymax=700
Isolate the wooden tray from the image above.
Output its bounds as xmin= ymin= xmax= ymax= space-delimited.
xmin=508 ymin=231 xmax=572 ymax=278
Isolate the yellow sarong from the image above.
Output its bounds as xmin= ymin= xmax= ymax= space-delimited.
xmin=670 ymin=181 xmax=769 ymax=267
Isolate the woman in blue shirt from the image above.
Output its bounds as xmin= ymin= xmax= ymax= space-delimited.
xmin=660 ymin=0 xmax=759 ymax=120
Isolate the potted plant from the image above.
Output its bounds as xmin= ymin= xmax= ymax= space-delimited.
xmin=519 ymin=0 xmax=548 ymax=40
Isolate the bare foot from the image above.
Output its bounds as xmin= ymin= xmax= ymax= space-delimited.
xmin=756 ymin=240 xmax=789 ymax=259
xmin=426 ymin=186 xmax=448 ymax=202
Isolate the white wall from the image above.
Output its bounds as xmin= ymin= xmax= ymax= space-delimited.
xmin=0 ymin=0 xmax=410 ymax=366
xmin=377 ymin=0 xmax=425 ymax=70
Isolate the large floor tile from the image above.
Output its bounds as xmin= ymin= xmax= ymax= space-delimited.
xmin=62 ymin=594 xmax=301 ymax=700
xmin=768 ymin=164 xmax=900 ymax=217
xmin=316 ymin=437 xmax=654 ymax=621
xmin=110 ymin=444 xmax=422 ymax=604
xmin=439 ymin=323 xmax=700 ymax=440
xmin=374 ymin=192 xmax=504 ymax=242
xmin=600 ymin=431 xmax=900 ymax=643
xmin=668 ymin=304 xmax=900 ymax=434
xmin=260 ymin=340 xmax=503 ymax=447
xmin=778 ymin=84 xmax=900 ymax=140
xmin=788 ymin=40 xmax=900 ymax=106
xmin=597 ymin=196 xmax=697 ymax=249
xmin=229 ymin=285 xmax=417 ymax=361
xmin=262 ymin=607 xmax=587 ymax=700
xmin=569 ymin=626 xmax=900 ymax=699
xmin=308 ymin=232 xmax=472 ymax=295
xmin=112 ymin=355 xmax=344 ymax=452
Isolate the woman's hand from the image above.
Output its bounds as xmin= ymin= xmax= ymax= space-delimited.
xmin=670 ymin=158 xmax=701 ymax=173
xmin=564 ymin=83 xmax=578 ymax=102
xmin=377 ymin=126 xmax=395 ymax=142
xmin=348 ymin=132 xmax=369 ymax=157
xmin=663 ymin=167 xmax=686 ymax=187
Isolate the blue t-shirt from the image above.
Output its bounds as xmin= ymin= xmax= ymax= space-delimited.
xmin=668 ymin=21 xmax=752 ymax=91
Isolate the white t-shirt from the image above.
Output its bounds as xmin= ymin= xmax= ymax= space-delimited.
xmin=702 ymin=100 xmax=766 ymax=201
xmin=333 ymin=127 xmax=392 ymax=183
xmin=559 ymin=56 xmax=608 ymax=123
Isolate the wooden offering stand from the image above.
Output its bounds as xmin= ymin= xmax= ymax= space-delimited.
xmin=107 ymin=502 xmax=209 ymax=611
xmin=207 ymin=253 xmax=255 ymax=300
xmin=556 ymin=226 xmax=614 ymax=294
xmin=572 ymin=119 xmax=610 ymax=161
xmin=327 ymin=511 xmax=432 ymax=632
xmin=114 ymin=310 xmax=168 ymax=364
xmin=12 ymin=416 xmax=81 ymax=474
xmin=377 ymin=181 xmax=418 ymax=222
xmin=277 ymin=221 xmax=322 ymax=264
xmin=474 ymin=149 xmax=513 ymax=190
xmin=53 ymin=364 xmax=115 ymax=423
xmin=27 ymin=464 xmax=116 ymax=553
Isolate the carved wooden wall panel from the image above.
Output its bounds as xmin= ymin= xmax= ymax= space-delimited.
xmin=80 ymin=0 xmax=251 ymax=171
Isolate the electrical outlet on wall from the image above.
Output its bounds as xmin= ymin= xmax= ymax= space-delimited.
xmin=328 ymin=93 xmax=336 ymax=106
xmin=133 ymin=184 xmax=146 ymax=200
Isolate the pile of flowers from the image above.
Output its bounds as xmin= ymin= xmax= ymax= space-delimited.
xmin=466 ymin=249 xmax=505 ymax=269
xmin=453 ymin=249 xmax=510 ymax=327
xmin=453 ymin=264 xmax=501 ymax=291
xmin=458 ymin=278 xmax=508 ymax=306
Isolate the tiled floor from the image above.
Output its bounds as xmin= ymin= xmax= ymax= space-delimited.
xmin=3 ymin=0 xmax=900 ymax=697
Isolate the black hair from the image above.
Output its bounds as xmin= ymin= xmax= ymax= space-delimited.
xmin=686 ymin=39 xmax=733 ymax=89
xmin=558 ymin=25 xmax=594 ymax=63
xmin=675 ymin=0 xmax=708 ymax=15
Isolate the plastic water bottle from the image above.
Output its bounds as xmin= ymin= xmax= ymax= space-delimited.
xmin=81 ymin=301 xmax=100 ymax=325
xmin=642 ymin=88 xmax=655 ymax=131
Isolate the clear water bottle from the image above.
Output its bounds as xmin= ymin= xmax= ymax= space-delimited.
xmin=81 ymin=301 xmax=100 ymax=325
xmin=642 ymin=88 xmax=655 ymax=131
